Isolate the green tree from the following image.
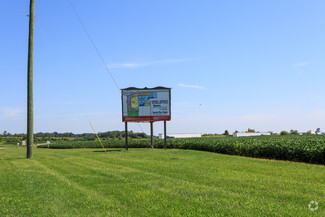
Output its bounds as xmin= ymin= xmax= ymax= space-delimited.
xmin=223 ymin=130 xmax=229 ymax=136
xmin=290 ymin=129 xmax=299 ymax=135
xmin=280 ymin=131 xmax=289 ymax=135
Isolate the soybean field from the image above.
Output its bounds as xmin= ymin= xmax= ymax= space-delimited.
xmin=38 ymin=135 xmax=325 ymax=164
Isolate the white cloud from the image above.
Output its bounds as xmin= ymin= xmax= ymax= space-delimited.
xmin=177 ymin=84 xmax=206 ymax=90
xmin=309 ymin=94 xmax=323 ymax=99
xmin=38 ymin=101 xmax=84 ymax=105
xmin=109 ymin=63 xmax=141 ymax=68
xmin=0 ymin=107 xmax=25 ymax=119
xmin=237 ymin=114 xmax=278 ymax=122
xmin=295 ymin=62 xmax=309 ymax=67
xmin=35 ymin=111 xmax=114 ymax=119
xmin=108 ymin=58 xmax=191 ymax=69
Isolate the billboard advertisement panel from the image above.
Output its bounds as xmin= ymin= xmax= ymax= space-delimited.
xmin=121 ymin=87 xmax=171 ymax=122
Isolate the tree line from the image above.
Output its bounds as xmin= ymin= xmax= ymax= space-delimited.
xmin=0 ymin=130 xmax=148 ymax=142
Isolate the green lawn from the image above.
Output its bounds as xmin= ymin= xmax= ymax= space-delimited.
xmin=0 ymin=145 xmax=324 ymax=216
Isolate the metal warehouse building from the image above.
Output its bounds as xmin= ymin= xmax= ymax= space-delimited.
xmin=159 ymin=133 xmax=202 ymax=139
xmin=233 ymin=132 xmax=271 ymax=137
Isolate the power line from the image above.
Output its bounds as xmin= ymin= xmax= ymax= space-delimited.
xmin=66 ymin=1 xmax=148 ymax=136
xmin=137 ymin=123 xmax=146 ymax=134
xmin=35 ymin=19 xmax=99 ymax=127
xmin=36 ymin=19 xmax=108 ymax=150
xmin=66 ymin=0 xmax=120 ymax=90
xmin=0 ymin=9 xmax=28 ymax=17
xmin=36 ymin=16 xmax=147 ymax=137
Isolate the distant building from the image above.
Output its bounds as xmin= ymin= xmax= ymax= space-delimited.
xmin=233 ymin=132 xmax=271 ymax=137
xmin=159 ymin=133 xmax=202 ymax=139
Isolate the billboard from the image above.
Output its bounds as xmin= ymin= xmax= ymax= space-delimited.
xmin=121 ymin=87 xmax=171 ymax=122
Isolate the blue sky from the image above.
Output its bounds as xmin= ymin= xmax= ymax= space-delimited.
xmin=1 ymin=0 xmax=325 ymax=134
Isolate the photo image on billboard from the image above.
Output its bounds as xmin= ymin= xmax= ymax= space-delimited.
xmin=121 ymin=87 xmax=171 ymax=122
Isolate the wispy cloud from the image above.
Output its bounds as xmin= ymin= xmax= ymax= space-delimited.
xmin=178 ymin=84 xmax=206 ymax=90
xmin=37 ymin=101 xmax=85 ymax=106
xmin=295 ymin=62 xmax=309 ymax=67
xmin=0 ymin=107 xmax=25 ymax=119
xmin=237 ymin=114 xmax=278 ymax=122
xmin=36 ymin=112 xmax=113 ymax=119
xmin=309 ymin=94 xmax=323 ymax=99
xmin=108 ymin=58 xmax=191 ymax=69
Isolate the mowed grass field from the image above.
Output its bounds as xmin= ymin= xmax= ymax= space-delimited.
xmin=0 ymin=145 xmax=324 ymax=216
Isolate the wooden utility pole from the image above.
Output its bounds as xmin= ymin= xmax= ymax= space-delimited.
xmin=27 ymin=0 xmax=35 ymax=159
xmin=150 ymin=121 xmax=154 ymax=149
xmin=125 ymin=122 xmax=128 ymax=150
xmin=164 ymin=121 xmax=167 ymax=149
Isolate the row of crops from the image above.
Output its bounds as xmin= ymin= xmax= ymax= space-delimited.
xmin=38 ymin=135 xmax=325 ymax=164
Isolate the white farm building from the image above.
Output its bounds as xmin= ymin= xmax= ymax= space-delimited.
xmin=233 ymin=132 xmax=271 ymax=137
xmin=159 ymin=133 xmax=202 ymax=139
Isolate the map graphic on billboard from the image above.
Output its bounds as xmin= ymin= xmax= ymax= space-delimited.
xmin=121 ymin=87 xmax=171 ymax=122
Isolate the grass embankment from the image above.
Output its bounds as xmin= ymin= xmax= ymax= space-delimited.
xmin=38 ymin=135 xmax=325 ymax=164
xmin=0 ymin=145 xmax=324 ymax=216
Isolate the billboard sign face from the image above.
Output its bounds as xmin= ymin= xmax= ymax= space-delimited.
xmin=122 ymin=87 xmax=171 ymax=122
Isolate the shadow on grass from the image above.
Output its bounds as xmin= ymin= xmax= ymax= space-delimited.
xmin=1 ymin=156 xmax=32 ymax=161
xmin=93 ymin=150 xmax=122 ymax=153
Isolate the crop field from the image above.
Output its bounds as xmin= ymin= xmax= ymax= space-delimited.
xmin=38 ymin=135 xmax=325 ymax=164
xmin=1 ymin=144 xmax=325 ymax=216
